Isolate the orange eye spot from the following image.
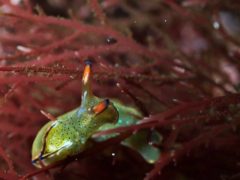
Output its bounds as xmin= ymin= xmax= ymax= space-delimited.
xmin=92 ymin=99 xmax=109 ymax=114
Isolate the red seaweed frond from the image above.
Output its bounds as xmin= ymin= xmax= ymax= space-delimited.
xmin=0 ymin=0 xmax=240 ymax=179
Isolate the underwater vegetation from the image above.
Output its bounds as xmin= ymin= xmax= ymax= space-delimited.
xmin=0 ymin=0 xmax=240 ymax=179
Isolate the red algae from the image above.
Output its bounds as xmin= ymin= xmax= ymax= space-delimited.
xmin=0 ymin=0 xmax=240 ymax=179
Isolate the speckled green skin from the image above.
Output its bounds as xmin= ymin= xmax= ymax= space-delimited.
xmin=32 ymin=96 xmax=118 ymax=168
xmin=32 ymin=62 xmax=161 ymax=168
